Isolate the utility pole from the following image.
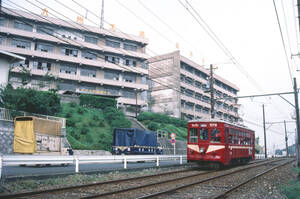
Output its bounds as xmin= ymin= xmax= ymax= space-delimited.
xmin=284 ymin=120 xmax=288 ymax=157
xmin=210 ymin=64 xmax=215 ymax=119
xmin=293 ymin=78 xmax=300 ymax=179
xmin=100 ymin=0 xmax=104 ymax=29
xmin=262 ymin=104 xmax=267 ymax=159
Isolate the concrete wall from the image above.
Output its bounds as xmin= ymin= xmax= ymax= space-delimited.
xmin=0 ymin=120 xmax=14 ymax=155
xmin=0 ymin=59 xmax=10 ymax=86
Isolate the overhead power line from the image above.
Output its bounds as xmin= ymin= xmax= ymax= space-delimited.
xmin=273 ymin=0 xmax=294 ymax=86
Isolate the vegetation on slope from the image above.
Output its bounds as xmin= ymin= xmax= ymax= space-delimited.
xmin=137 ymin=112 xmax=188 ymax=141
xmin=59 ymin=102 xmax=131 ymax=151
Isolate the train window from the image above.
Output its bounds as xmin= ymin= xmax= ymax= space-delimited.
xmin=189 ymin=128 xmax=198 ymax=143
xmin=210 ymin=129 xmax=221 ymax=143
xmin=199 ymin=128 xmax=208 ymax=140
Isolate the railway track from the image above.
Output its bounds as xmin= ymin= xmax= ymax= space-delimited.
xmin=0 ymin=167 xmax=199 ymax=199
xmin=0 ymin=158 xmax=287 ymax=199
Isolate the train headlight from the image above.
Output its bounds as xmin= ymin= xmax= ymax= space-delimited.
xmin=200 ymin=147 xmax=205 ymax=153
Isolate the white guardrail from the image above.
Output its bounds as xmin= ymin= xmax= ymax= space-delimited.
xmin=0 ymin=155 xmax=186 ymax=179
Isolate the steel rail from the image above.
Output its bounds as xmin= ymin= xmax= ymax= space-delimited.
xmin=210 ymin=159 xmax=295 ymax=199
xmin=0 ymin=167 xmax=195 ymax=199
xmin=81 ymin=159 xmax=278 ymax=199
xmin=135 ymin=159 xmax=286 ymax=199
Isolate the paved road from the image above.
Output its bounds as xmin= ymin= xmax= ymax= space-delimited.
xmin=1 ymin=160 xmax=187 ymax=179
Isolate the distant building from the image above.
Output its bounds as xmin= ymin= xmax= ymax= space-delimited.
xmin=0 ymin=50 xmax=25 ymax=86
xmin=0 ymin=7 xmax=149 ymax=116
xmin=148 ymin=51 xmax=240 ymax=122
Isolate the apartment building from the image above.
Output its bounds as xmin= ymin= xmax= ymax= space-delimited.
xmin=148 ymin=51 xmax=240 ymax=122
xmin=0 ymin=7 xmax=149 ymax=115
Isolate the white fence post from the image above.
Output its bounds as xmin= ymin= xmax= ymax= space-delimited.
xmin=180 ymin=155 xmax=183 ymax=164
xmin=156 ymin=155 xmax=159 ymax=166
xmin=124 ymin=156 xmax=127 ymax=169
xmin=0 ymin=156 xmax=2 ymax=179
xmin=75 ymin=157 xmax=79 ymax=173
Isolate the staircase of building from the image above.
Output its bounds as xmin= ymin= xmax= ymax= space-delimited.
xmin=126 ymin=116 xmax=148 ymax=130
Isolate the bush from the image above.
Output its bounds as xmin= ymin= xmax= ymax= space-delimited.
xmin=0 ymin=84 xmax=61 ymax=116
xmin=80 ymin=94 xmax=117 ymax=109
xmin=148 ymin=121 xmax=160 ymax=131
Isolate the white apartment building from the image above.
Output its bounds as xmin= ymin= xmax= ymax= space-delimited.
xmin=148 ymin=51 xmax=240 ymax=122
xmin=0 ymin=7 xmax=149 ymax=115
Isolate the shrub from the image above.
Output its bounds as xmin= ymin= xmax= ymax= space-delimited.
xmin=80 ymin=94 xmax=117 ymax=109
xmin=0 ymin=84 xmax=61 ymax=116
xmin=148 ymin=121 xmax=160 ymax=131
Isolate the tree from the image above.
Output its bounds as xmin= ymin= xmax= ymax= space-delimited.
xmin=0 ymin=84 xmax=61 ymax=116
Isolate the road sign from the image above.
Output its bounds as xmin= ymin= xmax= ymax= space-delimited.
xmin=170 ymin=133 xmax=176 ymax=139
xmin=171 ymin=138 xmax=176 ymax=144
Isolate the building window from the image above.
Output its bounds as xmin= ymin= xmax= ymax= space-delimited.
xmin=185 ymin=77 xmax=193 ymax=85
xmin=185 ymin=102 xmax=194 ymax=110
xmin=195 ymin=93 xmax=202 ymax=100
xmin=203 ymin=107 xmax=209 ymax=114
xmin=80 ymin=68 xmax=96 ymax=77
xmin=121 ymin=89 xmax=135 ymax=99
xmin=36 ymin=26 xmax=54 ymax=35
xmin=123 ymin=58 xmax=136 ymax=67
xmin=0 ymin=17 xmax=5 ymax=26
xmin=195 ymin=105 xmax=202 ymax=112
xmin=82 ymin=51 xmax=97 ymax=60
xmin=59 ymin=82 xmax=76 ymax=91
xmin=104 ymin=70 xmax=119 ymax=80
xmin=60 ymin=64 xmax=77 ymax=75
xmin=62 ymin=48 xmax=78 ymax=57
xmin=103 ymin=86 xmax=119 ymax=95
xmin=186 ymin=89 xmax=194 ymax=97
xmin=123 ymin=73 xmax=136 ymax=83
xmin=34 ymin=43 xmax=53 ymax=52
xmin=141 ymin=61 xmax=148 ymax=69
xmin=12 ymin=39 xmax=31 ymax=49
xmin=14 ymin=20 xmax=33 ymax=32
xmin=33 ymin=61 xmax=51 ymax=71
xmin=195 ymin=81 xmax=202 ymax=88
xmin=124 ymin=43 xmax=137 ymax=51
xmin=105 ymin=40 xmax=120 ymax=48
xmin=12 ymin=60 xmax=29 ymax=68
xmin=0 ymin=37 xmax=2 ymax=45
xmin=84 ymin=35 xmax=98 ymax=44
xmin=105 ymin=55 xmax=120 ymax=64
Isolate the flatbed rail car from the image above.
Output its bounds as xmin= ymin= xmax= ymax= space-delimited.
xmin=187 ymin=120 xmax=255 ymax=168
xmin=112 ymin=128 xmax=162 ymax=155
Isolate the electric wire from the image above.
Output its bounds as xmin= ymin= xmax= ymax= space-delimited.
xmin=273 ymin=0 xmax=294 ymax=86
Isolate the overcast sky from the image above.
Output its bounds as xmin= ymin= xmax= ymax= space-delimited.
xmin=3 ymin=0 xmax=300 ymax=153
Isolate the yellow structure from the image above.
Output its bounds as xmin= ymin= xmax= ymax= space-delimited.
xmin=13 ymin=116 xmax=62 ymax=154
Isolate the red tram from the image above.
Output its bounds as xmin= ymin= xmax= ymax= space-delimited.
xmin=187 ymin=120 xmax=255 ymax=168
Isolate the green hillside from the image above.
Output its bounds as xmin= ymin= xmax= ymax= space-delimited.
xmin=59 ymin=102 xmax=131 ymax=151
xmin=137 ymin=112 xmax=188 ymax=141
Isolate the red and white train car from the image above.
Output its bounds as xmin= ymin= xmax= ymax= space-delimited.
xmin=187 ymin=120 xmax=255 ymax=168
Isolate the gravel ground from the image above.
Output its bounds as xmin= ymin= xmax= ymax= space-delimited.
xmin=0 ymin=166 xmax=190 ymax=194
xmin=223 ymin=161 xmax=297 ymax=199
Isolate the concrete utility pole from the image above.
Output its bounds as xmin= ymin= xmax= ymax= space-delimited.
xmin=210 ymin=64 xmax=215 ymax=119
xmin=284 ymin=120 xmax=288 ymax=157
xmin=293 ymin=78 xmax=300 ymax=179
xmin=262 ymin=104 xmax=267 ymax=159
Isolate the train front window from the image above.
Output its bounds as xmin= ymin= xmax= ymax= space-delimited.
xmin=189 ymin=128 xmax=198 ymax=143
xmin=199 ymin=128 xmax=208 ymax=140
xmin=210 ymin=129 xmax=221 ymax=143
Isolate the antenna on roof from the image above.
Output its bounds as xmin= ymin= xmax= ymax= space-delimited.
xmin=100 ymin=0 xmax=104 ymax=29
